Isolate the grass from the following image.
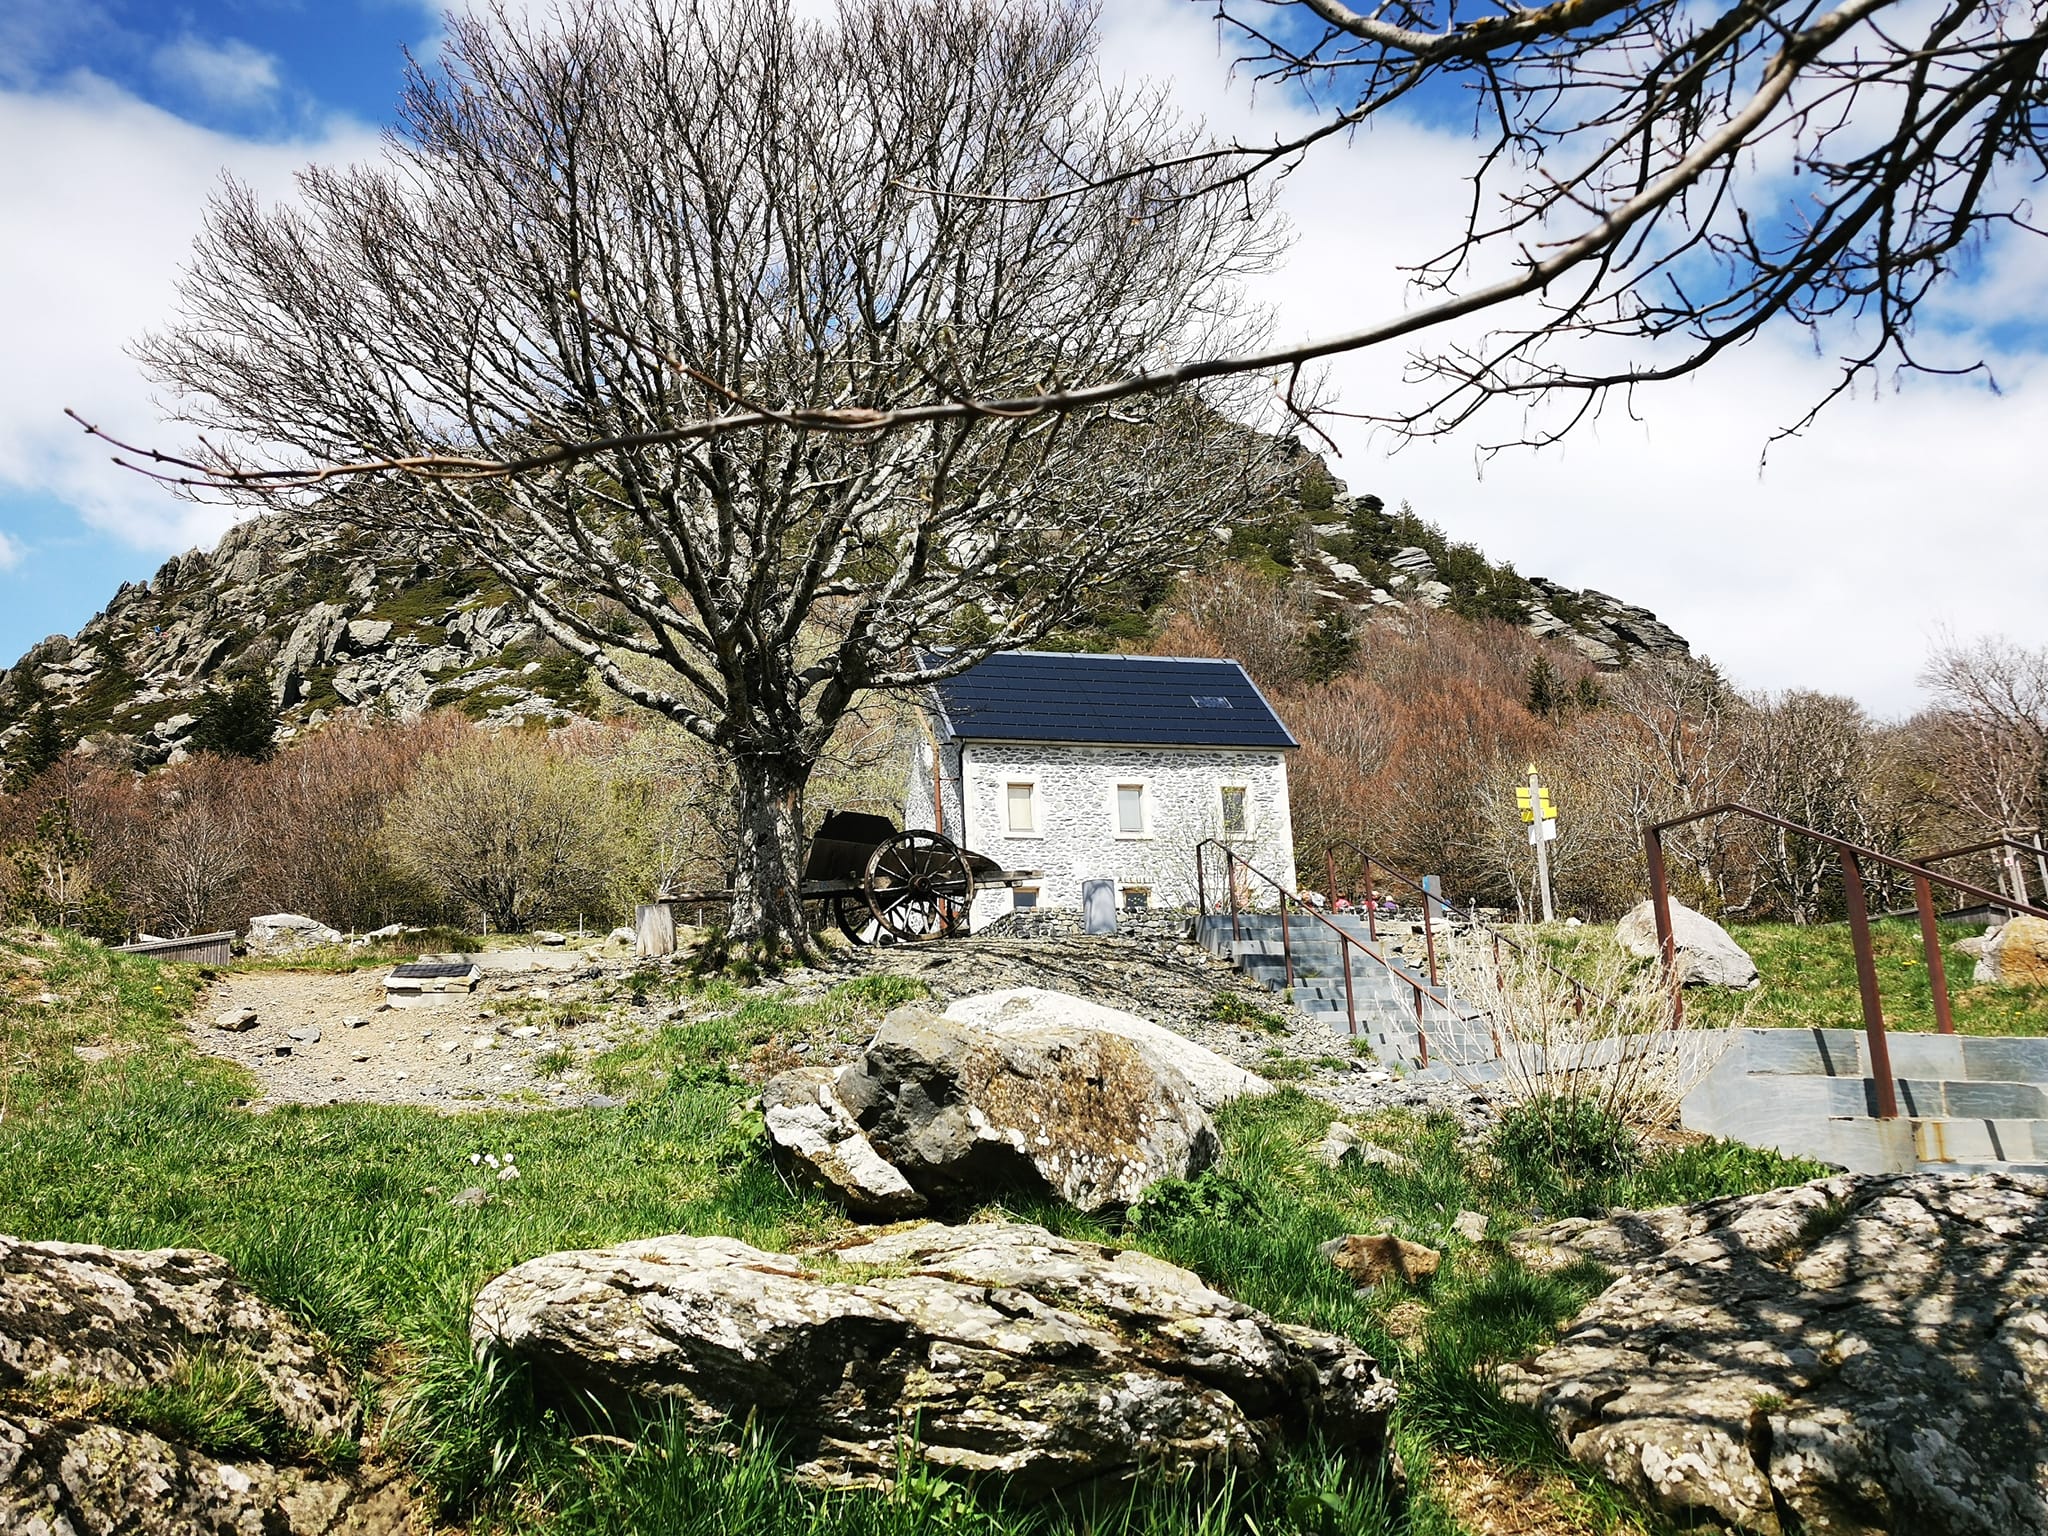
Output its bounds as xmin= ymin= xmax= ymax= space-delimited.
xmin=0 ymin=927 xmax=1829 ymax=1535
xmin=1538 ymin=917 xmax=2048 ymax=1037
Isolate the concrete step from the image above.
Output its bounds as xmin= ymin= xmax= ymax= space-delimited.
xmin=1681 ymin=1028 xmax=2048 ymax=1174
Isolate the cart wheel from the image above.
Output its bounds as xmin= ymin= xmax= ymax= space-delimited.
xmin=864 ymin=830 xmax=976 ymax=943
xmin=831 ymin=893 xmax=879 ymax=947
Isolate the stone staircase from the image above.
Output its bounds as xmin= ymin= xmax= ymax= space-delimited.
xmin=1195 ymin=912 xmax=1497 ymax=1070
xmin=1682 ymin=1027 xmax=2048 ymax=1174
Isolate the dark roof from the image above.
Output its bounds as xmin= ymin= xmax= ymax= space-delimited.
xmin=927 ymin=652 xmax=1296 ymax=748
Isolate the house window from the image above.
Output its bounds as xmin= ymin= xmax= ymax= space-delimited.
xmin=1114 ymin=782 xmax=1149 ymax=838
xmin=1122 ymin=885 xmax=1151 ymax=912
xmin=1012 ymin=885 xmax=1039 ymax=910
xmin=1219 ymin=785 xmax=1249 ymax=835
xmin=1004 ymin=781 xmax=1040 ymax=836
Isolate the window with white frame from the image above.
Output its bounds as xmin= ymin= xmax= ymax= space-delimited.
xmin=1218 ymin=784 xmax=1249 ymax=836
xmin=1113 ymin=781 xmax=1149 ymax=838
xmin=1004 ymin=780 xmax=1040 ymax=836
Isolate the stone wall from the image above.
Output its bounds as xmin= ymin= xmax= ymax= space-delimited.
xmin=908 ymin=738 xmax=1295 ymax=929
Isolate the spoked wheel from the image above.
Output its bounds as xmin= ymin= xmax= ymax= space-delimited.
xmin=831 ymin=893 xmax=880 ymax=947
xmin=863 ymin=830 xmax=976 ymax=944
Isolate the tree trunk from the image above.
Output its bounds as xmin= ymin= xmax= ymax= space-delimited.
xmin=726 ymin=753 xmax=814 ymax=960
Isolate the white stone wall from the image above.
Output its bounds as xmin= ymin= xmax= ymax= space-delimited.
xmin=907 ymin=738 xmax=1295 ymax=928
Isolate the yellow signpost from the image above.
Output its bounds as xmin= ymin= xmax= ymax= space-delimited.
xmin=1520 ymin=765 xmax=1557 ymax=922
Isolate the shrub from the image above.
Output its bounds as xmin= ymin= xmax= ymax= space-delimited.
xmin=1487 ymin=1095 xmax=1639 ymax=1216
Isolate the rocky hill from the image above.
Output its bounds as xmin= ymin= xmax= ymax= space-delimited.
xmin=0 ymin=462 xmax=1688 ymax=776
xmin=0 ymin=516 xmax=593 ymax=772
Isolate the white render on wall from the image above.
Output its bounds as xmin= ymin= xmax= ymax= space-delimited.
xmin=906 ymin=735 xmax=1296 ymax=928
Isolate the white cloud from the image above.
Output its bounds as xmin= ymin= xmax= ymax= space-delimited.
xmin=0 ymin=530 xmax=23 ymax=571
xmin=1095 ymin=0 xmax=2046 ymax=718
xmin=151 ymin=34 xmax=283 ymax=112
xmin=0 ymin=74 xmax=382 ymax=555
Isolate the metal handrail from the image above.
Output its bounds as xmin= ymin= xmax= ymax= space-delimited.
xmin=1913 ymin=833 xmax=2048 ymax=911
xmin=1646 ymin=803 xmax=2048 ymax=1119
xmin=1193 ymin=839 xmax=1454 ymax=1066
xmin=1321 ymin=838 xmax=1599 ymax=1017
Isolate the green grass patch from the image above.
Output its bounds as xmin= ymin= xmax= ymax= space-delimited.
xmin=0 ymin=930 xmax=1818 ymax=1532
xmin=1539 ymin=917 xmax=2048 ymax=1036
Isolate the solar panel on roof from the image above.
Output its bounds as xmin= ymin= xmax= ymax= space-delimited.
xmin=388 ymin=962 xmax=477 ymax=980
xmin=927 ymin=652 xmax=1296 ymax=747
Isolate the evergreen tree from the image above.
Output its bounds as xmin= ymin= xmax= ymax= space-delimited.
xmin=188 ymin=675 xmax=278 ymax=762
xmin=4 ymin=676 xmax=68 ymax=789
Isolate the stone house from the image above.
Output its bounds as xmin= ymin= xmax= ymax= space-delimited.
xmin=904 ymin=652 xmax=1298 ymax=927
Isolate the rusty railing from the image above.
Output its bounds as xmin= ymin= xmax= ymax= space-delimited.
xmin=1645 ymin=804 xmax=2048 ymax=1119
xmin=1913 ymin=832 xmax=2048 ymax=913
xmin=1194 ymin=839 xmax=1450 ymax=1066
xmin=1322 ymin=838 xmax=1598 ymax=1020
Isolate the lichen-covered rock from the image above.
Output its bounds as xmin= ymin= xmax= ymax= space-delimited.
xmin=1615 ymin=899 xmax=1759 ymax=989
xmin=471 ymin=1221 xmax=1395 ymax=1498
xmin=940 ymin=988 xmax=1273 ymax=1110
xmin=768 ymin=1005 xmax=1218 ymax=1214
xmin=0 ymin=1413 xmax=408 ymax=1535
xmin=0 ymin=1235 xmax=405 ymax=1532
xmin=0 ymin=1234 xmax=359 ymax=1442
xmin=761 ymin=1065 xmax=927 ymax=1219
xmin=1972 ymin=914 xmax=2048 ymax=986
xmin=1501 ymin=1172 xmax=2048 ymax=1535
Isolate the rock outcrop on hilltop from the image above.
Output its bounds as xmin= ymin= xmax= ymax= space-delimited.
xmin=0 ymin=515 xmax=594 ymax=770
xmin=0 ymin=453 xmax=1693 ymax=777
xmin=471 ymin=1220 xmax=1398 ymax=1498
xmin=1504 ymin=1172 xmax=2048 ymax=1535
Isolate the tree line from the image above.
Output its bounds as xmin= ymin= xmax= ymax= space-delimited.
xmin=1158 ymin=567 xmax=2048 ymax=922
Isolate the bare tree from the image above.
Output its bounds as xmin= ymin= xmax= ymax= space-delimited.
xmin=93 ymin=0 xmax=2046 ymax=490
xmin=134 ymin=0 xmax=1285 ymax=955
xmin=1736 ymin=689 xmax=1887 ymax=922
xmin=1920 ymin=634 xmax=2048 ymax=839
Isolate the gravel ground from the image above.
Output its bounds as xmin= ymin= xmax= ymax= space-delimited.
xmin=189 ymin=932 xmax=1499 ymax=1131
xmin=191 ymin=951 xmax=642 ymax=1111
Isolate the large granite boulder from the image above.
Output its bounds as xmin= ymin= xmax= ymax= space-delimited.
xmin=1615 ymin=899 xmax=1759 ymax=989
xmin=471 ymin=1221 xmax=1396 ymax=1498
xmin=941 ymin=988 xmax=1273 ymax=1110
xmin=0 ymin=1234 xmax=405 ymax=1533
xmin=245 ymin=912 xmax=344 ymax=955
xmin=1969 ymin=914 xmax=2048 ymax=986
xmin=765 ymin=1004 xmax=1218 ymax=1215
xmin=1501 ymin=1173 xmax=2048 ymax=1535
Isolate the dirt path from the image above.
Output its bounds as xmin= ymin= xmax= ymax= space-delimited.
xmin=190 ymin=957 xmax=633 ymax=1111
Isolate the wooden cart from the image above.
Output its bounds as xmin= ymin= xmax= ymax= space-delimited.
xmin=677 ymin=811 xmax=1039 ymax=945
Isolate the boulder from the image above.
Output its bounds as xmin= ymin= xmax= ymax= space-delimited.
xmin=941 ymin=988 xmax=1273 ymax=1110
xmin=760 ymin=1066 xmax=926 ymax=1219
xmin=1320 ymin=1234 xmax=1440 ymax=1288
xmin=1972 ymin=914 xmax=2048 ymax=986
xmin=246 ymin=913 xmax=344 ymax=955
xmin=1501 ymin=1173 xmax=2048 ymax=1535
xmin=769 ymin=1006 xmax=1218 ymax=1214
xmin=0 ymin=1415 xmax=408 ymax=1535
xmin=1615 ymin=899 xmax=1759 ymax=989
xmin=471 ymin=1221 xmax=1396 ymax=1498
xmin=0 ymin=1234 xmax=404 ymax=1532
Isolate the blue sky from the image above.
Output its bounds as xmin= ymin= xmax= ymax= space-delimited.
xmin=1 ymin=0 xmax=2042 ymax=712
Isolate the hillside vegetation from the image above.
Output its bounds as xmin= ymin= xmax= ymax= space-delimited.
xmin=0 ymin=927 xmax=1821 ymax=1535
